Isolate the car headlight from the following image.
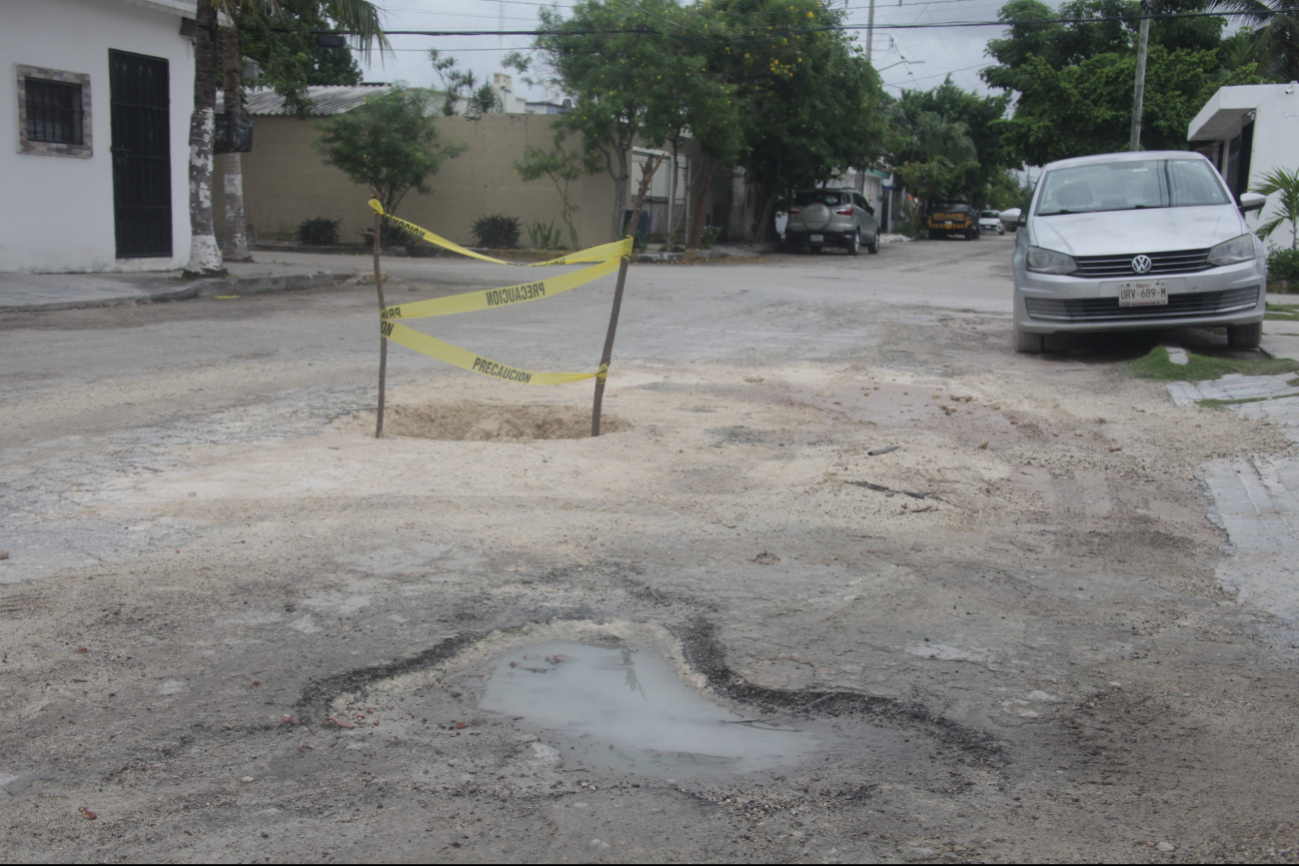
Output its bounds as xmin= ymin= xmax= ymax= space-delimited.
xmin=1026 ymin=247 xmax=1078 ymax=275
xmin=1207 ymin=235 xmax=1255 ymax=266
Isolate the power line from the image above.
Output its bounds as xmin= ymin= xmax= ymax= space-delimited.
xmin=334 ymin=7 xmax=1299 ymax=38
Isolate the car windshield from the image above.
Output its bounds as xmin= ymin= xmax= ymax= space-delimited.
xmin=980 ymin=211 xmax=999 ymax=218
xmin=1035 ymin=159 xmax=1230 ymax=216
xmin=794 ymin=191 xmax=846 ymax=206
xmin=928 ymin=201 xmax=969 ymax=213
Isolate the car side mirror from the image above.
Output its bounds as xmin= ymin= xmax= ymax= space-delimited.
xmin=1239 ymin=191 xmax=1268 ymax=213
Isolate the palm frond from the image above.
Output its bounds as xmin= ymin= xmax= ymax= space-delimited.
xmin=320 ymin=0 xmax=391 ymax=57
xmin=1255 ymin=215 xmax=1285 ymax=239
xmin=1204 ymin=0 xmax=1279 ymax=25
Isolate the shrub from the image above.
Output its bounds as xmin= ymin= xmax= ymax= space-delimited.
xmin=527 ymin=219 xmax=564 ymax=250
xmin=360 ymin=221 xmax=425 ymax=253
xmin=297 ymin=217 xmax=340 ymax=246
xmin=471 ymin=214 xmax=521 ymax=249
xmin=700 ymin=225 xmax=722 ymax=247
xmin=1268 ymin=246 xmax=1299 ymax=284
xmin=895 ymin=221 xmax=918 ymax=239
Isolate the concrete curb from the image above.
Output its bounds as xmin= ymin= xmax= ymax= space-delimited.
xmin=190 ymin=271 xmax=356 ymax=299
xmin=1 ymin=271 xmax=356 ymax=313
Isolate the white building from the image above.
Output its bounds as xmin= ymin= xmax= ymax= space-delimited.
xmin=1189 ymin=83 xmax=1299 ymax=251
xmin=1 ymin=0 xmax=198 ymax=272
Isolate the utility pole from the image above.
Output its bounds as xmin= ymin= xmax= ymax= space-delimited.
xmin=1129 ymin=0 xmax=1151 ymax=151
xmin=866 ymin=0 xmax=876 ymax=65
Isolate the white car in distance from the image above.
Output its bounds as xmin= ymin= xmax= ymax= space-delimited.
xmin=1011 ymin=151 xmax=1268 ymax=353
xmin=979 ymin=210 xmax=1006 ymax=235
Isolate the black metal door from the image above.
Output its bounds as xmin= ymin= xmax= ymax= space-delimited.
xmin=110 ymin=50 xmax=172 ymax=258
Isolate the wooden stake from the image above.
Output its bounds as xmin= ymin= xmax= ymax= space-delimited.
xmin=591 ymin=256 xmax=630 ymax=437
xmin=373 ymin=207 xmax=387 ymax=439
xmin=590 ymin=154 xmax=664 ymax=437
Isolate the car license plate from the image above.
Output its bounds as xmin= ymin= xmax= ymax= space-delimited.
xmin=809 ymin=234 xmax=824 ymax=242
xmin=1118 ymin=281 xmax=1168 ymax=306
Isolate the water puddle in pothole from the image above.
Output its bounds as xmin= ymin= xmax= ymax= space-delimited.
xmin=479 ymin=641 xmax=819 ymax=777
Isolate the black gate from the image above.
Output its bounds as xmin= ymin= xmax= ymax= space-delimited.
xmin=109 ymin=50 xmax=172 ymax=258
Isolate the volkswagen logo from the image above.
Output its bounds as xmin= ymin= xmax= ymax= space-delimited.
xmin=1131 ymin=254 xmax=1153 ymax=274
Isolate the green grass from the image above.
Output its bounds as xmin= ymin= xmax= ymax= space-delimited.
xmin=1197 ymin=395 xmax=1299 ymax=409
xmin=1265 ymin=302 xmax=1299 ymax=322
xmin=1127 ymin=346 xmax=1299 ymax=381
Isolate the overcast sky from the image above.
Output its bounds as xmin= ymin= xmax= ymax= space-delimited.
xmin=356 ymin=0 xmax=1056 ymax=102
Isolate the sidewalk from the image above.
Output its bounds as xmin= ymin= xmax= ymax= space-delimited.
xmin=0 ymin=253 xmax=362 ymax=313
xmin=1262 ymin=291 xmax=1299 ymax=362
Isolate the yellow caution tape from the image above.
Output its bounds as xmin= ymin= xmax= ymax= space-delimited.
xmin=368 ymin=199 xmax=631 ymax=266
xmin=382 ymin=321 xmax=599 ymax=385
xmin=380 ymin=256 xmax=620 ymax=321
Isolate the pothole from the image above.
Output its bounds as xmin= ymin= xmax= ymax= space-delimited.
xmin=479 ymin=641 xmax=821 ymax=776
xmin=373 ymin=401 xmax=630 ymax=441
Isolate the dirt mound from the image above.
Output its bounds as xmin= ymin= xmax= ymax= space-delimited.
xmin=380 ymin=401 xmax=629 ymax=441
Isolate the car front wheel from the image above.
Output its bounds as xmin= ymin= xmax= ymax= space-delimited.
xmin=847 ymin=231 xmax=860 ymax=256
xmin=1227 ymin=321 xmax=1262 ymax=349
xmin=868 ymin=231 xmax=880 ymax=254
xmin=1014 ymin=321 xmax=1044 ymax=354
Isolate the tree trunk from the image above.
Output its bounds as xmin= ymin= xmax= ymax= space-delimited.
xmin=688 ymin=156 xmax=720 ymax=249
xmin=221 ymin=22 xmax=252 ymax=262
xmin=610 ymin=145 xmax=630 ymax=240
xmin=626 ymin=154 xmax=664 ymax=247
xmin=750 ymin=186 xmax=781 ymax=246
xmin=185 ymin=0 xmax=224 ymax=276
xmin=665 ymin=142 xmax=678 ymax=249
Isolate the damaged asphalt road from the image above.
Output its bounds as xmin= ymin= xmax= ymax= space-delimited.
xmin=3 ymin=235 xmax=1299 ymax=863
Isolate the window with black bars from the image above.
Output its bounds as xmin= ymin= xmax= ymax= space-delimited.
xmin=26 ymin=78 xmax=83 ymax=145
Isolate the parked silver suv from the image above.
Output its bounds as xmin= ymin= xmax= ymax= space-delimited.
xmin=785 ymin=188 xmax=880 ymax=255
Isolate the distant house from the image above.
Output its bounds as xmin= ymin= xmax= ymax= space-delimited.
xmin=1 ymin=0 xmax=200 ymax=273
xmin=1189 ymin=83 xmax=1299 ymax=250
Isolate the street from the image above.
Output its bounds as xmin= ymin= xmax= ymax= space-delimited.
xmin=3 ymin=232 xmax=1299 ymax=863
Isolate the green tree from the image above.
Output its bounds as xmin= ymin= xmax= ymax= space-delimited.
xmin=984 ymin=0 xmax=1224 ymax=91
xmin=898 ymin=157 xmax=981 ymax=219
xmin=887 ymin=79 xmax=1013 ymax=210
xmin=984 ymin=168 xmax=1029 ymax=211
xmin=1252 ymin=167 xmax=1299 ymax=249
xmin=315 ymin=88 xmax=467 ymax=232
xmin=514 ymin=132 xmax=597 ymax=249
xmin=184 ymin=0 xmax=387 ymax=275
xmin=981 ymin=0 xmax=1254 ymax=163
xmin=429 ymin=50 xmax=505 ymax=119
xmin=1206 ymin=0 xmax=1299 ymax=80
xmin=239 ymin=2 xmax=365 ymax=118
xmin=996 ymin=46 xmax=1261 ymax=165
xmin=530 ymin=0 xmax=707 ymax=241
xmin=696 ymin=0 xmax=887 ymax=244
xmin=520 ymin=0 xmax=885 ymax=245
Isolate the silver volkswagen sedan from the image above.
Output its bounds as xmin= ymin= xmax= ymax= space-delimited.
xmin=1013 ymin=151 xmax=1268 ymax=353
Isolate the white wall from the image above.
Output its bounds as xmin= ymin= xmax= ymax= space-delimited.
xmin=0 ymin=0 xmax=195 ymax=272
xmin=1245 ymin=86 xmax=1299 ymax=251
xmin=1190 ymin=84 xmax=1299 ymax=252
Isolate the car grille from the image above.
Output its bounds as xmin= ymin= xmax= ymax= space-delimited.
xmin=1024 ymin=287 xmax=1260 ymax=323
xmin=1072 ymin=248 xmax=1212 ymax=278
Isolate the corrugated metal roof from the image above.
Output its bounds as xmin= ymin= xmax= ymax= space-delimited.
xmin=236 ymin=84 xmax=396 ymax=116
